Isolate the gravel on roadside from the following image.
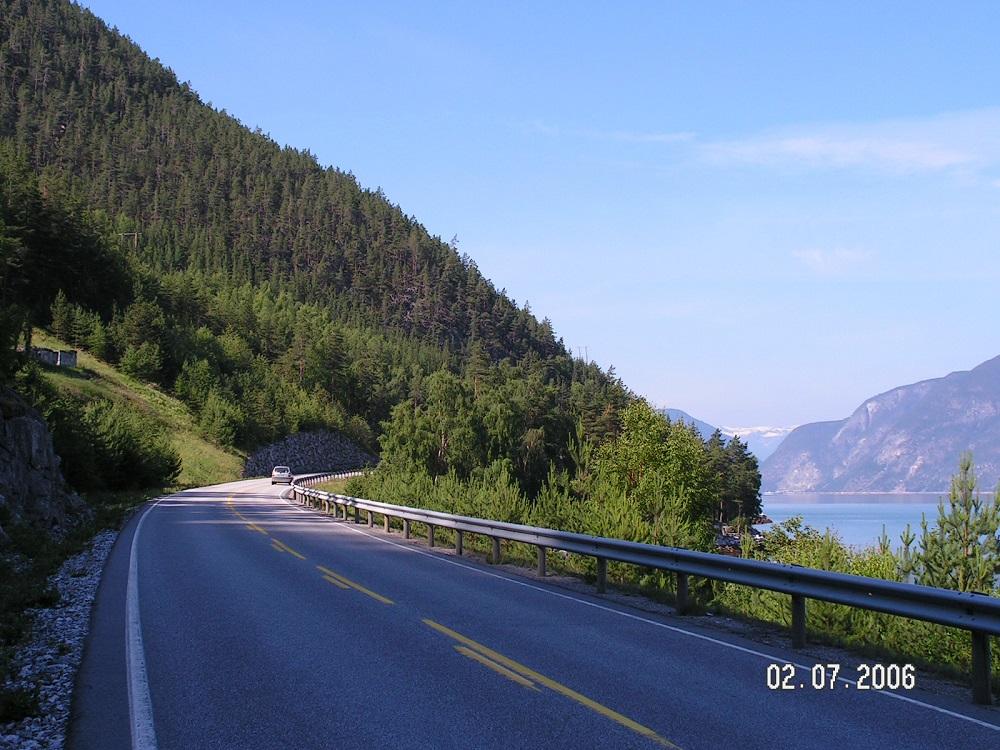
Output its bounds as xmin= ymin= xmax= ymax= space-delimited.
xmin=0 ymin=530 xmax=117 ymax=750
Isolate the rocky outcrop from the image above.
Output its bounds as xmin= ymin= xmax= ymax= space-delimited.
xmin=0 ymin=388 xmax=89 ymax=541
xmin=762 ymin=355 xmax=1000 ymax=492
xmin=242 ymin=430 xmax=377 ymax=478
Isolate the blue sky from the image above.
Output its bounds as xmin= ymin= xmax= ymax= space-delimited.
xmin=81 ymin=1 xmax=1000 ymax=427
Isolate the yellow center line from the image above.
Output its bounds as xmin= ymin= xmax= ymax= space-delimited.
xmin=423 ymin=619 xmax=679 ymax=749
xmin=226 ymin=497 xmax=250 ymax=522
xmin=322 ymin=575 xmax=351 ymax=590
xmin=271 ymin=538 xmax=306 ymax=560
xmin=245 ymin=522 xmax=266 ymax=534
xmin=315 ymin=565 xmax=394 ymax=605
xmin=454 ymin=646 xmax=539 ymax=691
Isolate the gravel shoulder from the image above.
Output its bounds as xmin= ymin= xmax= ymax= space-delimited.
xmin=0 ymin=531 xmax=116 ymax=750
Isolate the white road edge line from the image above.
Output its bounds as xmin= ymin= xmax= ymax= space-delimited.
xmin=126 ymin=498 xmax=164 ymax=750
xmin=280 ymin=491 xmax=1000 ymax=732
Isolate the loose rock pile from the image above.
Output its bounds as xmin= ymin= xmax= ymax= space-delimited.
xmin=242 ymin=430 xmax=377 ymax=478
xmin=0 ymin=530 xmax=116 ymax=750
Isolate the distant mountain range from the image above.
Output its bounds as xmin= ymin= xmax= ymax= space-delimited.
xmin=762 ymin=355 xmax=1000 ymax=493
xmin=661 ymin=409 xmax=793 ymax=462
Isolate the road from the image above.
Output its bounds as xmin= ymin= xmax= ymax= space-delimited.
xmin=69 ymin=478 xmax=1000 ymax=749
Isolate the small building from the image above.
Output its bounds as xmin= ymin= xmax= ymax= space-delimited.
xmin=57 ymin=350 xmax=78 ymax=368
xmin=32 ymin=347 xmax=58 ymax=366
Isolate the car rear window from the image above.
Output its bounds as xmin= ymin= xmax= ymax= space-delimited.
xmin=274 ymin=466 xmax=290 ymax=472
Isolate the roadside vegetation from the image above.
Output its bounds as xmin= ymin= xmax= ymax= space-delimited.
xmin=717 ymin=453 xmax=1000 ymax=686
xmin=315 ymin=478 xmax=353 ymax=495
xmin=25 ymin=330 xmax=242 ymax=489
xmin=353 ymin=399 xmax=761 ymax=553
xmin=348 ymin=448 xmax=1000 ymax=690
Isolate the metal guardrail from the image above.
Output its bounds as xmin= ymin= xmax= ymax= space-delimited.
xmin=290 ymin=474 xmax=1000 ymax=705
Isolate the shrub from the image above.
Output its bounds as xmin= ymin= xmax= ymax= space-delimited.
xmin=199 ymin=390 xmax=245 ymax=446
xmin=82 ymin=400 xmax=180 ymax=489
xmin=119 ymin=342 xmax=163 ymax=382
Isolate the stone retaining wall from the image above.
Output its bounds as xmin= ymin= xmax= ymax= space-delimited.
xmin=242 ymin=430 xmax=377 ymax=478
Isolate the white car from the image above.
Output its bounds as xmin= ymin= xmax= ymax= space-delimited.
xmin=270 ymin=466 xmax=293 ymax=485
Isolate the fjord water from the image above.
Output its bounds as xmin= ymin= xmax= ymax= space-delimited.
xmin=761 ymin=494 xmax=947 ymax=550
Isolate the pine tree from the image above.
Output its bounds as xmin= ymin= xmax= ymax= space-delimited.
xmin=50 ymin=289 xmax=73 ymax=341
xmin=900 ymin=453 xmax=1000 ymax=593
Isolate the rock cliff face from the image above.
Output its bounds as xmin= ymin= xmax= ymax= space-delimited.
xmin=762 ymin=356 xmax=1000 ymax=492
xmin=242 ymin=430 xmax=377 ymax=478
xmin=0 ymin=387 xmax=89 ymax=541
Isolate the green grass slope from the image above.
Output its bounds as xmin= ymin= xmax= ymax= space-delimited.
xmin=31 ymin=330 xmax=243 ymax=488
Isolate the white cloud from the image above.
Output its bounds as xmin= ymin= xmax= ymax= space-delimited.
xmin=701 ymin=108 xmax=1000 ymax=175
xmin=710 ymin=136 xmax=969 ymax=171
xmin=792 ymin=248 xmax=870 ymax=276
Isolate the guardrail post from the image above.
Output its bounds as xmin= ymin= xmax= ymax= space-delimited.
xmin=676 ymin=572 xmax=689 ymax=614
xmin=428 ymin=525 xmax=435 ymax=547
xmin=367 ymin=511 xmax=373 ymax=528
xmin=403 ymin=519 xmax=411 ymax=539
xmin=323 ymin=499 xmax=329 ymax=514
xmin=972 ymin=631 xmax=993 ymax=705
xmin=596 ymin=558 xmax=607 ymax=594
xmin=353 ymin=507 xmax=360 ymax=524
xmin=456 ymin=530 xmax=464 ymax=555
xmin=537 ymin=546 xmax=546 ymax=577
xmin=384 ymin=515 xmax=390 ymax=533
xmin=491 ymin=537 xmax=501 ymax=564
xmin=791 ymin=595 xmax=807 ymax=648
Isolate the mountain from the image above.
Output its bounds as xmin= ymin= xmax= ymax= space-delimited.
xmin=762 ymin=356 xmax=1000 ymax=492
xmin=661 ymin=409 xmax=717 ymax=440
xmin=719 ymin=425 xmax=794 ymax=463
xmin=661 ymin=409 xmax=791 ymax=461
xmin=0 ymin=0 xmax=561 ymax=364
xmin=0 ymin=0 xmax=630 ymax=491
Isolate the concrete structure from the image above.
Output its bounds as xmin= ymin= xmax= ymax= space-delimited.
xmin=31 ymin=347 xmax=78 ymax=368
xmin=32 ymin=347 xmax=58 ymax=366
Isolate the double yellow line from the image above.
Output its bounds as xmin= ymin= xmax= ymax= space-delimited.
xmin=271 ymin=538 xmax=306 ymax=560
xmin=226 ymin=495 xmax=394 ymax=604
xmin=228 ymin=497 xmax=305 ymax=556
xmin=317 ymin=565 xmax=394 ymax=605
xmin=227 ymin=494 xmax=677 ymax=747
xmin=424 ymin=619 xmax=679 ymax=749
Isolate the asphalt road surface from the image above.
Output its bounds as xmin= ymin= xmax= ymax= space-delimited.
xmin=69 ymin=478 xmax=1000 ymax=749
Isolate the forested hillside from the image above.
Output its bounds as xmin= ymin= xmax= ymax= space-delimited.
xmin=0 ymin=0 xmax=560 ymax=361
xmin=0 ymin=0 xmax=761 ymax=537
xmin=0 ymin=0 xmax=631 ymax=492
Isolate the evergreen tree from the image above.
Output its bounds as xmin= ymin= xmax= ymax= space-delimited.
xmin=50 ymin=290 xmax=73 ymax=341
xmin=900 ymin=453 xmax=1000 ymax=593
xmin=723 ymin=434 xmax=762 ymax=526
